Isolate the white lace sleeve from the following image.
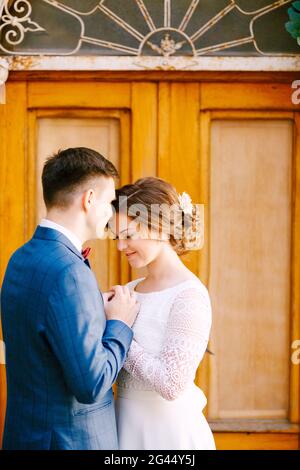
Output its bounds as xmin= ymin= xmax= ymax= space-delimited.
xmin=123 ymin=287 xmax=212 ymax=401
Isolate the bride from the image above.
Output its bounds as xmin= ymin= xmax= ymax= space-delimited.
xmin=106 ymin=176 xmax=215 ymax=450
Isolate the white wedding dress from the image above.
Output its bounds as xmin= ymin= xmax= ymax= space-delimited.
xmin=115 ymin=277 xmax=216 ymax=450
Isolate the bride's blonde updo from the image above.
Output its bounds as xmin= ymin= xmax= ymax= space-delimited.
xmin=111 ymin=176 xmax=203 ymax=256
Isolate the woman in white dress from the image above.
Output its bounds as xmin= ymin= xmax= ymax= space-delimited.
xmin=109 ymin=176 xmax=216 ymax=450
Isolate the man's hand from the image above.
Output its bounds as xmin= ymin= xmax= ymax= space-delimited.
xmin=104 ymin=285 xmax=140 ymax=328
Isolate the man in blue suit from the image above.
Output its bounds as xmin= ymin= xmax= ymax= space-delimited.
xmin=1 ymin=147 xmax=139 ymax=450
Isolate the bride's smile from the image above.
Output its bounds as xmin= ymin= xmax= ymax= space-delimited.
xmin=125 ymin=250 xmax=137 ymax=259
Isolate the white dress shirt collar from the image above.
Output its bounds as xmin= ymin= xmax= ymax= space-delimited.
xmin=39 ymin=218 xmax=83 ymax=254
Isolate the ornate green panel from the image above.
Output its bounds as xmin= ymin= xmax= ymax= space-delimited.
xmin=0 ymin=0 xmax=299 ymax=56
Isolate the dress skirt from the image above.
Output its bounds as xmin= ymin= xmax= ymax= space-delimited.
xmin=115 ymin=383 xmax=216 ymax=450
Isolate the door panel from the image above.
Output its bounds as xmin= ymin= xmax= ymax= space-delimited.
xmin=198 ymin=106 xmax=300 ymax=448
xmin=209 ymin=119 xmax=292 ymax=420
xmin=27 ymin=82 xmax=131 ymax=109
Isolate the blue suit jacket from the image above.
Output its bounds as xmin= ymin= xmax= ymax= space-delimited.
xmin=0 ymin=226 xmax=133 ymax=450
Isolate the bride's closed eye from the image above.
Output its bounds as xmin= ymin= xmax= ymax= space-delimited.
xmin=109 ymin=231 xmax=135 ymax=240
xmin=120 ymin=233 xmax=136 ymax=240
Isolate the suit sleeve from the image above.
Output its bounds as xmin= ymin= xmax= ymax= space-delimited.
xmin=45 ymin=262 xmax=133 ymax=404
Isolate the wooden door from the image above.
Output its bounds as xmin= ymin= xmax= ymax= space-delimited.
xmin=156 ymin=81 xmax=300 ymax=449
xmin=1 ymin=77 xmax=300 ymax=449
xmin=0 ymin=79 xmax=158 ymax=446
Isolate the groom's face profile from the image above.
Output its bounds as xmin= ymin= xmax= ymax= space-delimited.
xmin=42 ymin=148 xmax=119 ymax=241
xmin=83 ymin=176 xmax=116 ymax=239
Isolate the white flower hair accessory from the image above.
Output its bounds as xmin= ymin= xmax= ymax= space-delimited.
xmin=178 ymin=191 xmax=193 ymax=216
xmin=176 ymin=191 xmax=205 ymax=251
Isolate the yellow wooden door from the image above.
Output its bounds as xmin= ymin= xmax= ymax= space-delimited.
xmin=157 ymin=81 xmax=300 ymax=449
xmin=0 ymin=79 xmax=158 ymax=446
xmin=1 ymin=78 xmax=300 ymax=449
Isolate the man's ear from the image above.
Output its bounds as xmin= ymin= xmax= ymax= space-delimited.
xmin=82 ymin=189 xmax=95 ymax=212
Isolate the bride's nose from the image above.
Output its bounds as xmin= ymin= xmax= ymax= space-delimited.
xmin=117 ymin=239 xmax=127 ymax=251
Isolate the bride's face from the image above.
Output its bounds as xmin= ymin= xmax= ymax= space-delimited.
xmin=112 ymin=212 xmax=166 ymax=268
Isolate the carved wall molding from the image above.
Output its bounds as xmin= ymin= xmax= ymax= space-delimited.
xmin=4 ymin=54 xmax=300 ymax=72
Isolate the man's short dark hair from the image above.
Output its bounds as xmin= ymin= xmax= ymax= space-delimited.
xmin=42 ymin=147 xmax=119 ymax=209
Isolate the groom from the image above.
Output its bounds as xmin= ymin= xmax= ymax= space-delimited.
xmin=0 ymin=147 xmax=139 ymax=450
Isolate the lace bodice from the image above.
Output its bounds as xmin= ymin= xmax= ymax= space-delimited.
xmin=116 ymin=277 xmax=212 ymax=401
